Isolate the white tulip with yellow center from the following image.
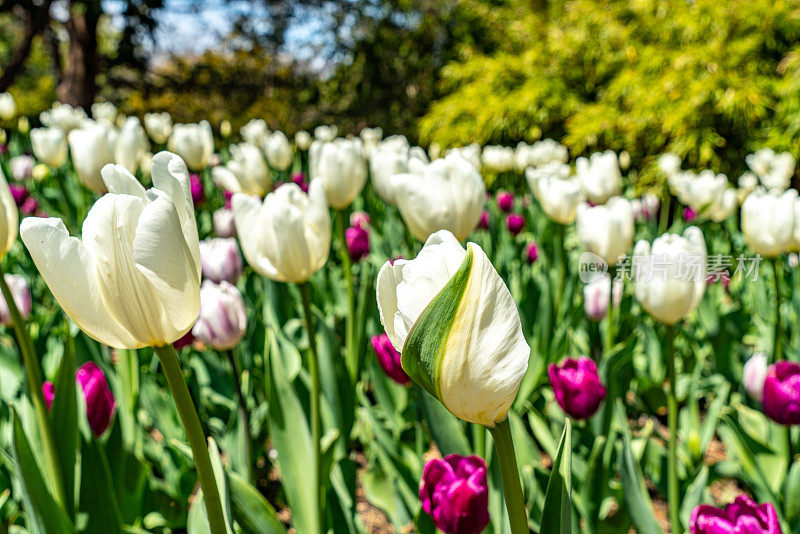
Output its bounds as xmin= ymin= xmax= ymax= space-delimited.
xmin=576 ymin=196 xmax=634 ymax=266
xmin=20 ymin=152 xmax=201 ymax=349
xmin=212 ymin=142 xmax=271 ymax=197
xmin=391 ymin=153 xmax=485 ymax=242
xmin=31 ymin=127 xmax=69 ymax=168
xmin=633 ymin=227 xmax=707 ymax=325
xmin=168 ymin=121 xmax=214 ymax=171
xmin=309 ymin=138 xmax=368 ymax=209
xmin=0 ymin=169 xmax=18 ymax=258
xmin=68 ymin=120 xmax=117 ymax=192
xmin=741 ymin=188 xmax=797 ymax=257
xmin=377 ymin=230 xmax=530 ymax=427
xmin=232 ymin=181 xmax=331 ymax=283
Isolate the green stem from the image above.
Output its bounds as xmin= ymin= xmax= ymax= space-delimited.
xmin=298 ymin=282 xmax=323 ymax=529
xmin=336 ymin=210 xmax=356 ymax=380
xmin=153 ymin=345 xmax=226 ymax=534
xmin=0 ymin=266 xmax=67 ymax=508
xmin=659 ymin=192 xmax=672 ymax=236
xmin=226 ymin=349 xmax=253 ymax=484
xmin=788 ymin=427 xmax=795 ymax=465
xmin=489 ymin=419 xmax=528 ymax=534
xmin=772 ymin=257 xmax=782 ymax=362
xmin=474 ymin=424 xmax=486 ymax=459
xmin=664 ymin=324 xmax=681 ymax=534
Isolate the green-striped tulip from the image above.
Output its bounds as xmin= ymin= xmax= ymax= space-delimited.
xmin=376 ymin=230 xmax=530 ymax=427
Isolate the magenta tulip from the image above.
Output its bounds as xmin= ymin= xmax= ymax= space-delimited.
xmin=478 ymin=210 xmax=489 ymax=229
xmin=690 ymin=495 xmax=782 ymax=534
xmin=76 ymin=362 xmax=115 ymax=436
xmin=506 ymin=213 xmax=525 ymax=235
xmin=190 ymin=173 xmax=205 ymax=206
xmin=496 ymin=191 xmax=514 ymax=213
xmin=762 ymin=360 xmax=800 ymax=425
xmin=419 ymin=454 xmax=490 ymax=534
xmin=549 ymin=357 xmax=607 ymax=419
xmin=371 ymin=333 xmax=409 ymax=385
xmin=350 ymin=210 xmax=371 ymax=229
xmin=525 ymin=241 xmax=539 ymax=264
xmin=346 ymin=223 xmax=370 ymax=262
xmin=43 ymin=381 xmax=54 ymax=410
xmin=683 ymin=206 xmax=698 ymax=222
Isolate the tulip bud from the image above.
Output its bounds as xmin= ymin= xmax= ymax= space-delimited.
xmin=68 ymin=121 xmax=117 ymax=192
xmin=742 ymin=188 xmax=797 ymax=257
xmin=31 ymin=127 xmax=68 ymax=168
xmin=32 ymin=164 xmax=49 ymax=181
xmin=633 ymin=227 xmax=707 ymax=325
xmin=478 ymin=210 xmax=489 ymax=229
xmin=309 ymin=138 xmax=367 ymax=209
xmin=9 ymin=184 xmax=27 ymax=206
xmin=525 ymin=242 xmax=539 ymax=264
xmin=264 ymin=131 xmax=293 ymax=171
xmin=576 ymin=197 xmax=634 ymax=266
xmin=682 ymin=206 xmax=697 ymax=222
xmin=43 ymin=381 xmax=54 ymax=410
xmin=345 ymin=223 xmax=370 ymax=262
xmin=618 ymin=151 xmax=631 ymax=171
xmin=76 ymin=362 xmax=116 ymax=436
xmin=212 ymin=143 xmax=271 ymax=197
xmin=743 ymin=353 xmax=768 ymax=402
xmin=91 ymin=102 xmax=117 ymax=123
xmin=144 ymin=112 xmax=173 ymax=145
xmin=762 ymin=360 xmax=800 ymax=426
xmin=584 ymin=275 xmax=611 ymax=321
xmin=419 ymin=454 xmax=490 ymax=534
xmin=576 ymin=150 xmax=622 ymax=204
xmin=690 ymin=495 xmax=781 ymax=534
xmin=496 ymin=191 xmax=514 ymax=212
xmin=190 ymin=173 xmax=205 ymax=206
xmin=371 ymin=333 xmax=410 ymax=385
xmin=220 ymin=119 xmax=231 ymax=139
xmin=505 ymin=213 xmax=524 ymax=236
xmin=527 ymin=164 xmax=583 ymax=224
xmin=17 ymin=116 xmax=29 ymax=135
xmin=548 ymin=356 xmax=607 ymax=419
xmin=377 ymin=230 xmax=530 ymax=426
xmin=192 ymin=281 xmax=247 ymax=350
xmin=0 ymin=92 xmax=15 ymax=120
xmin=295 ymin=130 xmax=312 ymax=151
xmin=9 ymin=155 xmax=34 ymax=181
xmin=791 ymin=253 xmax=800 ymax=268
xmin=168 ymin=121 xmax=214 ymax=171
xmin=213 ymin=208 xmax=237 ymax=238
xmin=199 ymin=238 xmax=243 ymax=284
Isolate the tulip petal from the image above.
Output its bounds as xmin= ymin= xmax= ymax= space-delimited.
xmin=0 ymin=169 xmax=18 ymax=257
xmin=232 ymin=193 xmax=282 ymax=281
xmin=101 ymin=164 xmax=146 ymax=198
xmin=19 ymin=217 xmax=138 ymax=348
xmin=376 ymin=259 xmax=406 ymax=351
xmin=132 ymin=192 xmax=201 ymax=341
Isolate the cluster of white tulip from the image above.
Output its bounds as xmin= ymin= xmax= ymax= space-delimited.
xmin=659 ymin=154 xmax=738 ymax=222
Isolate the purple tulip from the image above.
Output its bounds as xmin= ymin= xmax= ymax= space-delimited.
xmin=190 ymin=173 xmax=205 ymax=206
xmin=20 ymin=195 xmax=38 ymax=216
xmin=0 ymin=274 xmax=32 ymax=325
xmin=346 ymin=224 xmax=370 ymax=262
xmin=478 ymin=210 xmax=489 ymax=230
xmin=291 ymin=171 xmax=309 ymax=193
xmin=419 ymin=454 xmax=490 ymax=534
xmin=525 ymin=242 xmax=539 ymax=264
xmin=350 ymin=210 xmax=371 ymax=229
xmin=506 ymin=213 xmax=525 ymax=236
xmin=9 ymin=184 xmax=27 ymax=207
xmin=199 ymin=237 xmax=243 ymax=284
xmin=690 ymin=495 xmax=782 ymax=534
xmin=76 ymin=362 xmax=115 ymax=436
xmin=192 ymin=280 xmax=248 ymax=350
xmin=223 ymin=190 xmax=233 ymax=210
xmin=173 ymin=329 xmax=195 ymax=350
xmin=43 ymin=381 xmax=54 ymax=411
xmin=762 ymin=360 xmax=800 ymax=425
xmin=683 ymin=206 xmax=698 ymax=222
xmin=371 ymin=333 xmax=409 ymax=385
xmin=496 ymin=191 xmax=514 ymax=213
xmin=548 ymin=357 xmax=607 ymax=419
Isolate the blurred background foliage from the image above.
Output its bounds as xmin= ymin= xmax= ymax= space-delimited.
xmin=3 ymin=0 xmax=800 ymax=179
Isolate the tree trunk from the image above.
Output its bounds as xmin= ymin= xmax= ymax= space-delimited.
xmin=56 ymin=1 xmax=101 ymax=111
xmin=0 ymin=1 xmax=54 ymax=93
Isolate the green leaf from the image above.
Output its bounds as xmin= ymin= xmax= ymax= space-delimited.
xmin=540 ymin=418 xmax=572 ymax=534
xmin=680 ymin=465 xmax=709 ymax=527
xmin=50 ymin=342 xmax=77 ymax=516
xmin=187 ymin=439 xmax=234 ymax=534
xmin=227 ymin=471 xmax=286 ymax=534
xmin=401 ymin=247 xmax=473 ymax=398
xmin=11 ymin=410 xmax=75 ymax=534
xmin=417 ymin=388 xmax=470 ymax=456
xmin=785 ymin=459 xmax=800 ymax=524
xmin=79 ymin=437 xmax=123 ymax=534
xmin=617 ymin=405 xmax=661 ymax=534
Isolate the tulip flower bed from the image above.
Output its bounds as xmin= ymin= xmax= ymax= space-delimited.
xmin=0 ymin=99 xmax=798 ymax=534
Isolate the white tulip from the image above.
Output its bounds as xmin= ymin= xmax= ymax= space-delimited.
xmin=115 ymin=117 xmax=150 ymax=173
xmin=584 ymin=274 xmax=612 ymax=321
xmin=20 ymin=152 xmax=201 ymax=349
xmin=232 ymin=181 xmax=330 ymax=283
xmin=68 ymin=121 xmax=117 ymax=192
xmin=241 ymin=119 xmax=269 ymax=147
xmin=741 ymin=188 xmax=797 ymax=257
xmin=633 ymin=227 xmax=707 ymax=325
xmin=168 ymin=121 xmax=214 ymax=171
xmin=576 ymin=150 xmax=622 ymax=204
xmin=705 ymin=188 xmax=738 ymax=222
xmin=314 ymin=125 xmax=337 ymax=142
xmin=743 ymin=352 xmax=768 ymax=402
xmin=0 ymin=93 xmax=15 ymax=120
xmin=676 ymin=170 xmax=738 ymax=222
xmin=0 ymin=169 xmax=18 ymax=259
xmin=91 ymin=102 xmax=117 ymax=123
xmin=213 ymin=208 xmax=236 ymax=238
xmin=359 ymin=127 xmax=383 ymax=151
xmin=376 ymin=230 xmax=530 ymax=427
xmin=515 ymin=139 xmax=568 ymax=170
xmin=444 ymin=143 xmax=482 ymax=170
xmin=369 ymin=136 xmax=429 ymax=203
xmin=39 ymin=103 xmax=86 ymax=132
xmin=657 ymin=153 xmax=682 ymax=178
xmin=527 ymin=163 xmax=584 ymax=224
xmin=739 ymin=172 xmax=758 ymax=193
xmin=309 ymin=138 xmax=367 ymax=209
xmin=192 ymin=280 xmax=247 ymax=350
xmin=746 ymin=148 xmax=795 ymax=192
xmin=295 ymin=130 xmax=312 ymax=150
xmin=576 ymin=197 xmax=634 ymax=266
xmin=144 ymin=112 xmax=173 ymax=144
xmin=31 ymin=127 xmax=68 ymax=167
xmin=392 ymin=153 xmax=485 ymax=242
xmin=264 ymin=131 xmax=293 ymax=171
xmin=9 ymin=155 xmax=34 ymax=181
xmin=212 ymin=143 xmax=271 ymax=196
xmin=481 ymin=146 xmax=515 ymax=172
